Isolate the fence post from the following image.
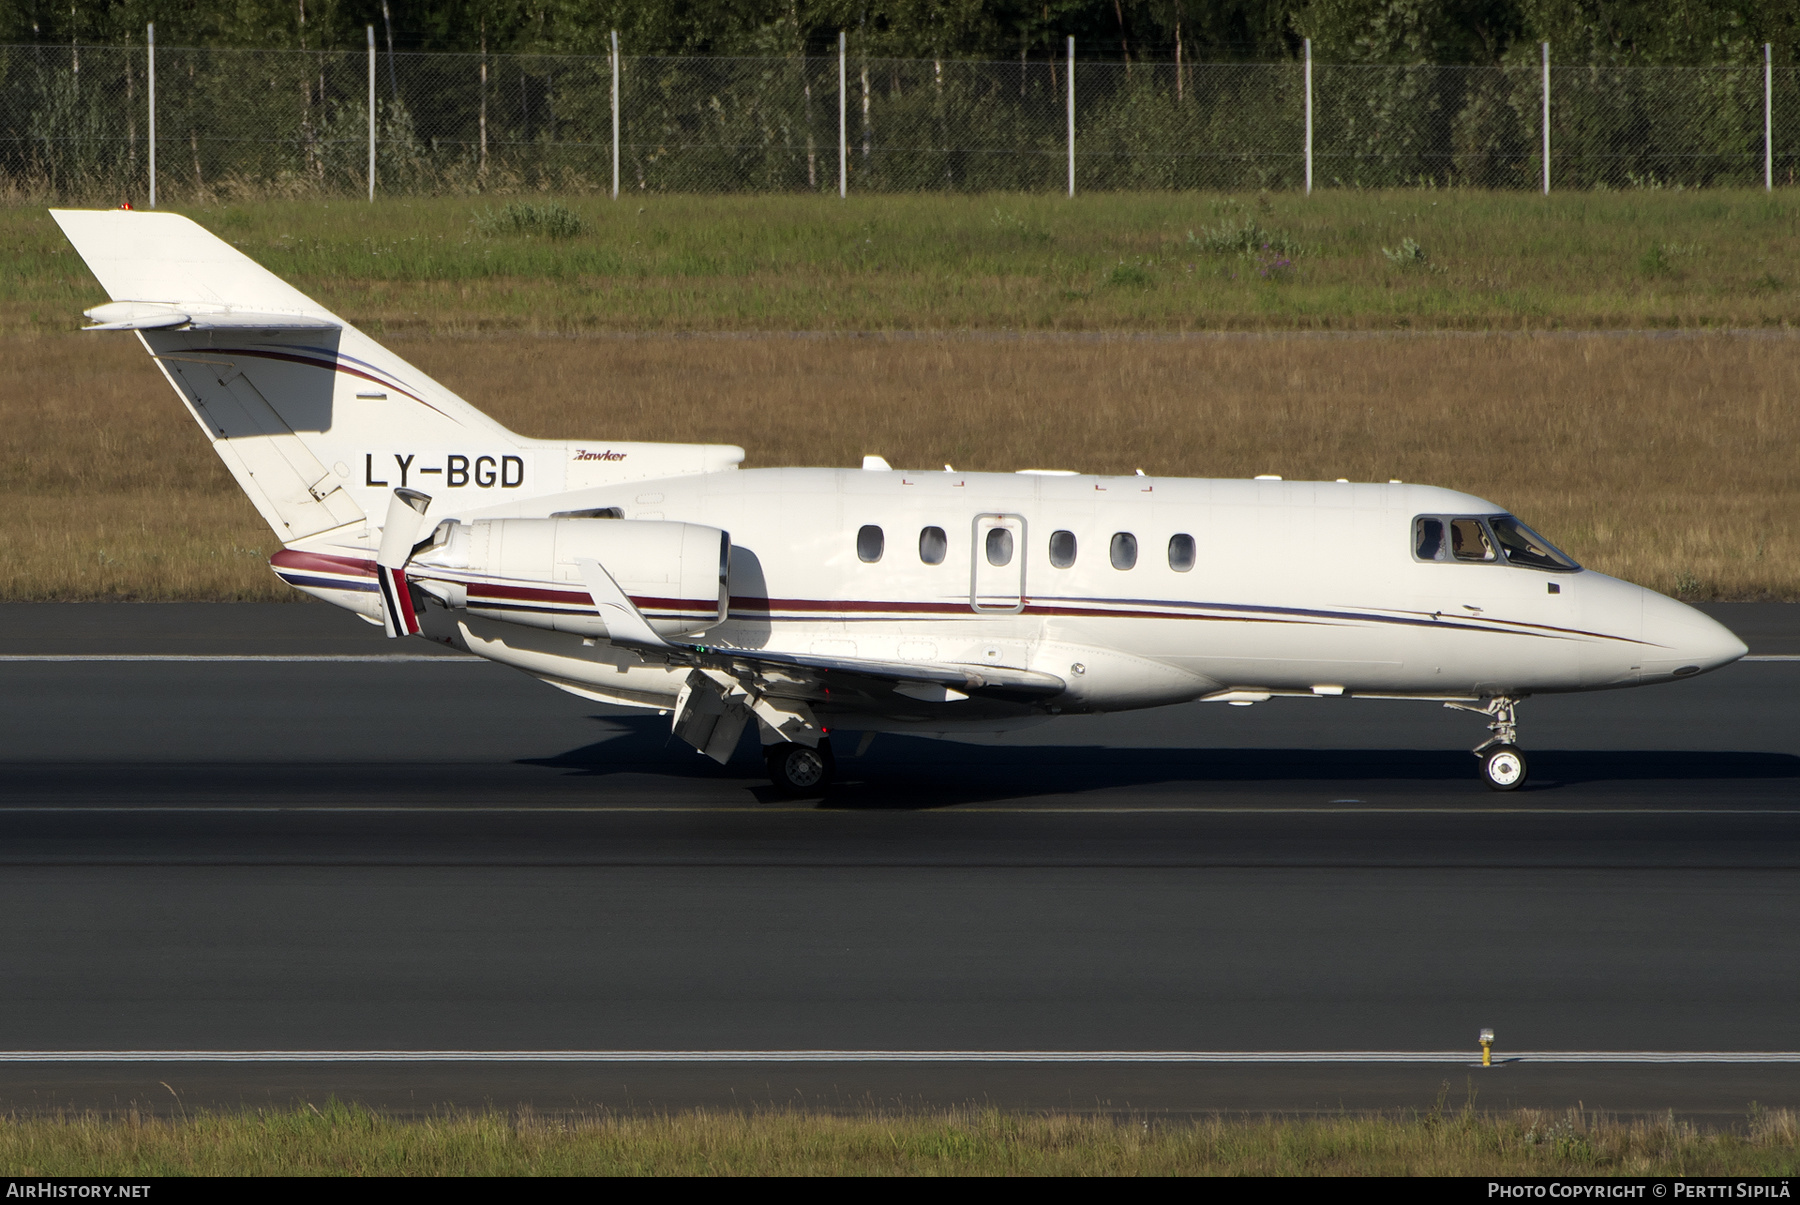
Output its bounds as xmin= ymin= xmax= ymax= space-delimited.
xmin=1066 ymin=36 xmax=1075 ymax=198
xmin=367 ymin=25 xmax=376 ymax=201
xmin=1766 ymin=43 xmax=1773 ymax=191
xmin=1541 ymin=42 xmax=1550 ymax=195
xmin=611 ymin=30 xmax=620 ymax=200
xmin=146 ymin=24 xmax=156 ymax=209
xmin=1304 ymin=38 xmax=1312 ymax=196
xmin=839 ymin=31 xmax=847 ymax=198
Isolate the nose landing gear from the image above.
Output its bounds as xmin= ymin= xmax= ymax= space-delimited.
xmin=1446 ymin=696 xmax=1528 ymax=791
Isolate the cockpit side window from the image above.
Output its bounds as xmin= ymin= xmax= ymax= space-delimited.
xmin=1449 ymin=518 xmax=1497 ymax=562
xmin=1490 ymin=515 xmax=1580 ymax=571
xmin=1415 ymin=513 xmax=1577 ymax=570
xmin=1414 ymin=517 xmax=1446 ymax=561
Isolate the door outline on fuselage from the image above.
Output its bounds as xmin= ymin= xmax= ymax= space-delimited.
xmin=970 ymin=513 xmax=1027 ymax=614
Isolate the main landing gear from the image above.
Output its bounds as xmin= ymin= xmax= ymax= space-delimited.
xmin=765 ymin=739 xmax=836 ymax=796
xmin=1447 ymin=696 xmax=1527 ymax=791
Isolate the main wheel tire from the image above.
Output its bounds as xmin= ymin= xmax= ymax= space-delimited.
xmin=1480 ymin=744 xmax=1527 ymax=791
xmin=765 ymin=741 xmax=835 ymax=795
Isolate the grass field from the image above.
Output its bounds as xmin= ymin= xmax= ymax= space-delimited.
xmin=2 ymin=1103 xmax=1796 ymax=1176
xmin=7 ymin=190 xmax=1800 ymax=335
xmin=1 ymin=329 xmax=1791 ymax=601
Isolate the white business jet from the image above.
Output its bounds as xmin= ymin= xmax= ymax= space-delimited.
xmin=52 ymin=208 xmax=1746 ymax=794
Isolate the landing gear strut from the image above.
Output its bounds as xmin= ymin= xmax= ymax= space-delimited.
xmin=1446 ymin=696 xmax=1527 ymax=791
xmin=765 ymin=739 xmax=835 ymax=796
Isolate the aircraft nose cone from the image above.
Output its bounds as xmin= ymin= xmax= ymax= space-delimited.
xmin=1640 ymin=591 xmax=1748 ymax=680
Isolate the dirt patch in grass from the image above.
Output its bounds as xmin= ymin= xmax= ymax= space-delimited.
xmin=2 ymin=331 xmax=1792 ymax=601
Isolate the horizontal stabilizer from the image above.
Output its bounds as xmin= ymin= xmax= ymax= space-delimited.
xmin=82 ymin=301 xmax=340 ymax=332
xmin=50 ymin=209 xmax=331 ymax=318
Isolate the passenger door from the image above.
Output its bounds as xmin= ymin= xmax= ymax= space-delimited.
xmin=971 ymin=513 xmax=1026 ymax=613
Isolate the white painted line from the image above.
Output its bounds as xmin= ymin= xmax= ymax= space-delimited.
xmin=0 ymin=655 xmax=483 ymax=663
xmin=0 ymin=1050 xmax=1797 ymax=1065
xmin=1744 ymin=655 xmax=1800 ymax=662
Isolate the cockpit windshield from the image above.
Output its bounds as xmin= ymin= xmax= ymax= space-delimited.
xmin=1489 ymin=515 xmax=1580 ymax=571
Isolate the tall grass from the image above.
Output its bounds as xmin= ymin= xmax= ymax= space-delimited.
xmin=1 ymin=1103 xmax=1796 ymax=1176
xmin=1 ymin=330 xmax=1792 ymax=601
xmin=7 ymin=191 xmax=1800 ymax=335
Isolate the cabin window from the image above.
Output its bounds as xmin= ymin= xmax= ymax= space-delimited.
xmin=1450 ymin=518 xmax=1496 ymax=562
xmin=1049 ymin=530 xmax=1077 ymax=569
xmin=1490 ymin=516 xmax=1579 ymax=571
xmin=985 ymin=527 xmax=1014 ymax=567
xmin=857 ymin=524 xmax=884 ymax=563
xmin=1168 ymin=533 xmax=1195 ymax=572
xmin=1414 ymin=517 xmax=1446 ymax=561
xmin=1110 ymin=532 xmax=1138 ymax=570
xmin=919 ymin=526 xmax=947 ymax=565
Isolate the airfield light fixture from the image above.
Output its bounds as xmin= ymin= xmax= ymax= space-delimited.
xmin=1479 ymin=1028 xmax=1495 ymax=1067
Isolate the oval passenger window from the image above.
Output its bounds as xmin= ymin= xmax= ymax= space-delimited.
xmin=1110 ymin=532 xmax=1137 ymax=570
xmin=857 ymin=524 xmax=884 ymax=563
xmin=918 ymin=526 xmax=947 ymax=565
xmin=985 ymin=527 xmax=1014 ymax=567
xmin=1049 ymin=530 xmax=1077 ymax=569
xmin=1168 ymin=533 xmax=1195 ymax=572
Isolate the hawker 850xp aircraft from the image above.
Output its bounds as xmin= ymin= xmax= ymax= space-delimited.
xmin=53 ymin=208 xmax=1746 ymax=793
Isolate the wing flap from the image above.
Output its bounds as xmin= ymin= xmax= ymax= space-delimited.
xmin=688 ymin=643 xmax=1066 ymax=705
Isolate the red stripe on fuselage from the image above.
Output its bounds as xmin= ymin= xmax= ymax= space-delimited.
xmin=267 ymin=552 xmax=1615 ymax=644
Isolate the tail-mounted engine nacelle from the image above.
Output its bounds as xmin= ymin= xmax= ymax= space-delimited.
xmin=414 ymin=517 xmax=730 ymax=640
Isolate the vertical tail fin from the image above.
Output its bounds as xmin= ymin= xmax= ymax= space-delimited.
xmin=52 ymin=208 xmax=747 ymax=563
xmin=51 ymin=208 xmax=525 ymax=544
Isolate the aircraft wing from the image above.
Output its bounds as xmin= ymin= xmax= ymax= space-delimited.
xmin=683 ymin=643 xmax=1067 ymax=707
xmin=570 ymin=556 xmax=1064 ymax=709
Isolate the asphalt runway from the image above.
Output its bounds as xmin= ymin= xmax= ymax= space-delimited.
xmin=0 ymin=603 xmax=1797 ymax=1118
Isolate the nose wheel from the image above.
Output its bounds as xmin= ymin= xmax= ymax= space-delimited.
xmin=1447 ymin=696 xmax=1528 ymax=791
xmin=1479 ymin=744 xmax=1527 ymax=791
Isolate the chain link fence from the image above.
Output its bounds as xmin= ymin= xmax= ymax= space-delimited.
xmin=2 ymin=40 xmax=1793 ymax=200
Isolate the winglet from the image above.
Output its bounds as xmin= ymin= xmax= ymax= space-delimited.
xmin=575 ymin=557 xmax=671 ymax=650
